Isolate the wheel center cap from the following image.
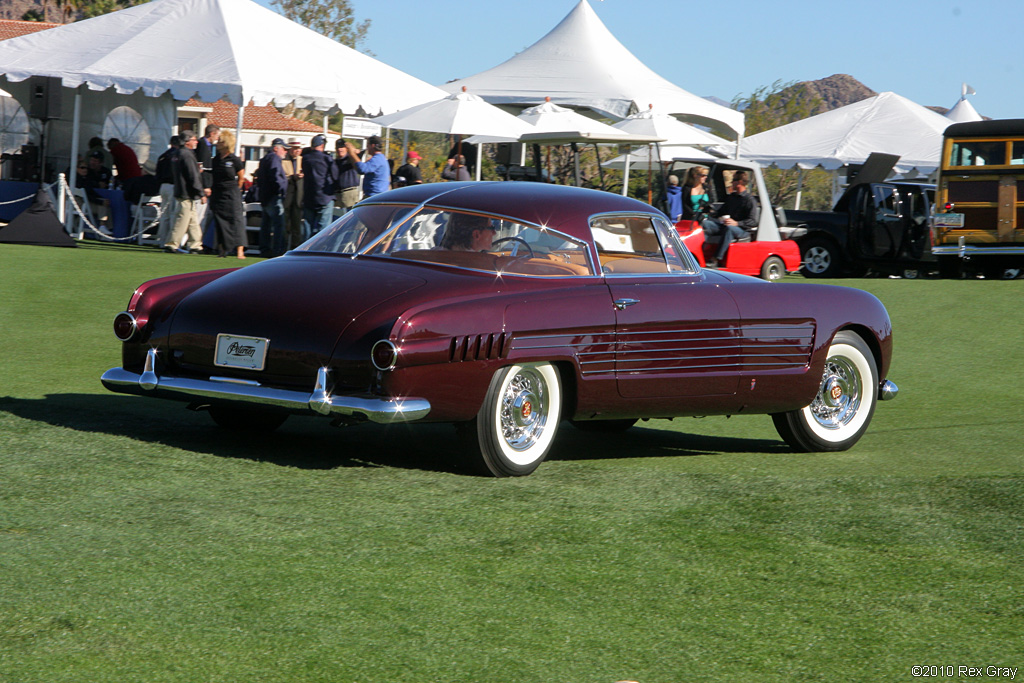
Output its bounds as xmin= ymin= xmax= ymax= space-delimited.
xmin=521 ymin=400 xmax=533 ymax=419
xmin=830 ymin=384 xmax=843 ymax=401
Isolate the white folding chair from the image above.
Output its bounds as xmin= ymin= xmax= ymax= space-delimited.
xmin=66 ymin=188 xmax=97 ymax=240
xmin=132 ymin=195 xmax=163 ymax=244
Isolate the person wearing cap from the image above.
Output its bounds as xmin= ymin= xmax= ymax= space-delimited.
xmin=394 ymin=151 xmax=423 ymax=188
xmin=256 ymin=138 xmax=289 ymax=257
xmin=334 ymin=138 xmax=361 ymax=214
xmin=164 ymin=129 xmax=205 ymax=254
xmin=345 ymin=135 xmax=389 ymax=199
xmin=302 ymin=133 xmax=338 ymax=236
xmin=283 ymin=139 xmax=305 ymax=247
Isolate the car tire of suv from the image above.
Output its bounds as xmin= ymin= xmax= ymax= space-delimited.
xmin=771 ymin=331 xmax=877 ymax=452
xmin=800 ymin=237 xmax=842 ymax=278
xmin=463 ymin=362 xmax=562 ymax=477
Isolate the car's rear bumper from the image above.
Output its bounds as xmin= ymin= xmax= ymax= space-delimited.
xmin=101 ymin=349 xmax=430 ymax=424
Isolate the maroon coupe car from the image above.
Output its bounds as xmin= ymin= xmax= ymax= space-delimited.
xmin=102 ymin=182 xmax=898 ymax=476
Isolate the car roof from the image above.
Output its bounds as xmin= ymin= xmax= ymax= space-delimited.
xmin=359 ymin=182 xmax=663 ymax=241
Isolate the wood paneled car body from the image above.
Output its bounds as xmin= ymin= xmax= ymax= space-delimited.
xmin=102 ymin=182 xmax=898 ymax=476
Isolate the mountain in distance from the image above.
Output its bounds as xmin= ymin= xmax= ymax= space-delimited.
xmin=707 ymin=73 xmax=962 ymax=117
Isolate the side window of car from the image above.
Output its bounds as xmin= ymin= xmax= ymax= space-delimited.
xmin=873 ymin=186 xmax=898 ymax=216
xmin=591 ymin=215 xmax=694 ymax=275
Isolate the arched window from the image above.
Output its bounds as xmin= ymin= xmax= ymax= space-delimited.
xmin=0 ymin=92 xmax=30 ymax=155
xmin=102 ymin=105 xmax=151 ymax=162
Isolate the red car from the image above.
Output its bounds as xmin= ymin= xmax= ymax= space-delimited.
xmin=102 ymin=182 xmax=898 ymax=476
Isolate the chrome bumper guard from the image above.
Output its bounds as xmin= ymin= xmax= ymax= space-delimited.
xmin=101 ymin=349 xmax=430 ymax=424
xmin=879 ymin=380 xmax=898 ymax=402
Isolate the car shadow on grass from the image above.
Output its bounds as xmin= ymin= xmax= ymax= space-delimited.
xmin=0 ymin=393 xmax=787 ymax=475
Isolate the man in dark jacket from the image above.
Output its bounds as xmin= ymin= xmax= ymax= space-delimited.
xmin=704 ymin=172 xmax=760 ymax=268
xmin=302 ymin=134 xmax=338 ymax=235
xmin=163 ymin=130 xmax=205 ymax=254
xmin=155 ymin=135 xmax=181 ymax=245
xmin=257 ymin=138 xmax=289 ymax=257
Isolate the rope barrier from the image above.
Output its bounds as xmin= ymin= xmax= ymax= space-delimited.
xmin=0 ymin=181 xmax=58 ymax=206
xmin=58 ymin=175 xmax=164 ymax=243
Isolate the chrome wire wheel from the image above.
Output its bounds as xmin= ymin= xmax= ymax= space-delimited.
xmin=498 ymin=366 xmax=551 ymax=457
xmin=467 ymin=362 xmax=562 ymax=477
xmin=772 ymin=331 xmax=878 ymax=452
xmin=807 ymin=355 xmax=863 ymax=433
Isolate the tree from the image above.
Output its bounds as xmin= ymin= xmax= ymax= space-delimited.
xmin=733 ymin=80 xmax=833 ymax=210
xmin=21 ymin=0 xmax=148 ymax=23
xmin=272 ymin=0 xmax=371 ymax=53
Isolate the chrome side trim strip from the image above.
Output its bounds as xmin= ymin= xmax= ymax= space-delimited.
xmin=931 ymin=245 xmax=1024 ymax=256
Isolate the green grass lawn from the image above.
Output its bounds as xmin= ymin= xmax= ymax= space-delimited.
xmin=1 ymin=242 xmax=1022 ymax=682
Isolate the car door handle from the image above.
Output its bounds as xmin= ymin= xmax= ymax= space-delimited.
xmin=614 ymin=298 xmax=640 ymax=310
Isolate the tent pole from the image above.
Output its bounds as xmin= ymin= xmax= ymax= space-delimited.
xmin=734 ymin=132 xmax=743 ymax=160
xmin=572 ymin=142 xmax=580 ymax=187
xmin=65 ymin=88 xmax=82 ymax=228
xmin=622 ymin=146 xmax=631 ymax=196
xmin=402 ymin=130 xmax=409 ymax=163
xmin=476 ymin=143 xmax=482 ymax=181
xmin=234 ymin=102 xmax=245 ymax=157
xmin=592 ymin=143 xmax=605 ymax=191
xmin=794 ymin=168 xmax=805 ymax=210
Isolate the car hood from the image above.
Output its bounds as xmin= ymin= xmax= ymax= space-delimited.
xmin=166 ymin=255 xmax=427 ymax=384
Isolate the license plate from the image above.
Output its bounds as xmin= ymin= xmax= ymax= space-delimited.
xmin=215 ymin=334 xmax=270 ymax=370
xmin=933 ymin=213 xmax=965 ymax=228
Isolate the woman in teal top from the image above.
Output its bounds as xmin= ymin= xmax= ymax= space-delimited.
xmin=681 ymin=165 xmax=712 ymax=221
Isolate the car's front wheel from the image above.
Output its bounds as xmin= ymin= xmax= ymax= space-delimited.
xmin=772 ymin=331 xmax=877 ymax=452
xmin=463 ymin=362 xmax=562 ymax=476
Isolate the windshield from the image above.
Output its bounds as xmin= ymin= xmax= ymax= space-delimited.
xmin=294 ymin=204 xmax=416 ymax=254
xmin=299 ymin=204 xmax=596 ymax=277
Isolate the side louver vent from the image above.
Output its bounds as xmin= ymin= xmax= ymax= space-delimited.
xmin=449 ymin=333 xmax=506 ymax=362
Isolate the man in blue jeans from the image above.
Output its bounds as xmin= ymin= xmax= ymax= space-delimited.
xmin=257 ymin=138 xmax=288 ymax=257
xmin=703 ymin=173 xmax=759 ymax=268
xmin=302 ymin=134 xmax=338 ymax=236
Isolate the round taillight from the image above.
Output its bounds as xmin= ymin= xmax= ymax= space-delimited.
xmin=944 ymin=202 xmax=955 ymax=212
xmin=113 ymin=312 xmax=138 ymax=341
xmin=371 ymin=340 xmax=398 ymax=371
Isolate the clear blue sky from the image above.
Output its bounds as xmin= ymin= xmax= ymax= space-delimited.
xmin=255 ymin=0 xmax=1022 ymax=121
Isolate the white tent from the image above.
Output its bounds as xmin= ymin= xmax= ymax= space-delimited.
xmin=374 ymin=88 xmax=534 ymax=139
xmin=946 ymin=83 xmax=983 ymax=123
xmin=602 ymin=144 xmax=715 ymax=171
xmin=0 ymin=0 xmax=446 ymax=170
xmin=612 ymin=105 xmax=728 ymax=147
xmin=0 ymin=0 xmax=445 ymax=115
xmin=440 ymin=0 xmax=743 ymax=139
xmin=736 ymin=91 xmax=953 ymax=176
xmin=465 ymin=98 xmax=659 ymax=145
xmin=947 ymin=98 xmax=982 ymax=123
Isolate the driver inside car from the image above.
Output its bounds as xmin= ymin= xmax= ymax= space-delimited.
xmin=439 ymin=213 xmax=497 ymax=252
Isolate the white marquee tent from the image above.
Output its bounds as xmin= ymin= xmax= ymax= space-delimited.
xmin=735 ymin=91 xmax=953 ymax=176
xmin=0 ymin=0 xmax=446 ymax=170
xmin=440 ymin=0 xmax=743 ymax=139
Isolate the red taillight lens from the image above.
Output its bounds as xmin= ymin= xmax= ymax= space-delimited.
xmin=371 ymin=340 xmax=397 ymax=371
xmin=113 ymin=312 xmax=138 ymax=341
xmin=944 ymin=202 xmax=955 ymax=212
